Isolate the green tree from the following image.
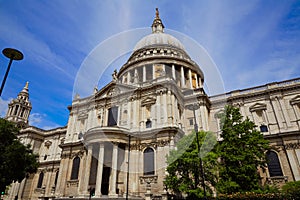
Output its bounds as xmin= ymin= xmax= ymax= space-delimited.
xmin=165 ymin=131 xmax=218 ymax=198
xmin=217 ymin=105 xmax=270 ymax=194
xmin=0 ymin=118 xmax=39 ymax=193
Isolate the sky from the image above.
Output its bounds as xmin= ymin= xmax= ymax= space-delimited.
xmin=0 ymin=0 xmax=299 ymax=129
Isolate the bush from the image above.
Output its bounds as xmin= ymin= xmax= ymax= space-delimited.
xmin=282 ymin=180 xmax=300 ymax=197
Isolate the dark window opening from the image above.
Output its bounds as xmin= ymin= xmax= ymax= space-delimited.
xmin=14 ymin=105 xmax=19 ymax=115
xmin=20 ymin=108 xmax=25 ymax=117
xmin=144 ymin=147 xmax=154 ymax=175
xmin=107 ymin=106 xmax=118 ymax=126
xmin=101 ymin=167 xmax=111 ymax=195
xmin=78 ymin=132 xmax=83 ymax=140
xmin=165 ymin=64 xmax=172 ymax=78
xmin=146 ymin=64 xmax=153 ymax=81
xmin=146 ymin=119 xmax=152 ymax=128
xmin=189 ymin=119 xmax=194 ymax=126
xmin=260 ymin=125 xmax=268 ymax=132
xmin=44 ymin=155 xmax=47 ymax=160
xmin=71 ymin=156 xmax=80 ymax=180
xmin=54 ymin=171 xmax=59 ymax=187
xmin=267 ymin=151 xmax=283 ymax=177
xmin=37 ymin=172 xmax=44 ymax=188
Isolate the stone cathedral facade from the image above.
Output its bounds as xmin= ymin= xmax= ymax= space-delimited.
xmin=4 ymin=9 xmax=300 ymax=200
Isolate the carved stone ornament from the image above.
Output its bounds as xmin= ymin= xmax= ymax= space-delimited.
xmin=284 ymin=142 xmax=300 ymax=150
xmin=44 ymin=140 xmax=52 ymax=148
xmin=290 ymin=95 xmax=300 ymax=105
xmin=249 ymin=103 xmax=267 ymax=112
xmin=139 ymin=175 xmax=158 ymax=184
xmin=67 ymin=180 xmax=79 ymax=188
xmin=141 ymin=96 xmax=156 ymax=106
xmin=131 ymin=140 xmax=170 ymax=151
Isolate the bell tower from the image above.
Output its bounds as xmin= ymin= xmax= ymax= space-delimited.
xmin=6 ymin=82 xmax=32 ymax=126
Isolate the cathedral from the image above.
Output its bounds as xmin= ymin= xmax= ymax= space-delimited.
xmin=3 ymin=9 xmax=300 ymax=200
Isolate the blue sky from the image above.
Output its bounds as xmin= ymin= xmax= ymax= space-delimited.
xmin=0 ymin=0 xmax=299 ymax=129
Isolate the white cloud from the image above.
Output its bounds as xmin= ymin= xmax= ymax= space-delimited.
xmin=29 ymin=112 xmax=62 ymax=130
xmin=29 ymin=113 xmax=46 ymax=126
xmin=0 ymin=97 xmax=12 ymax=118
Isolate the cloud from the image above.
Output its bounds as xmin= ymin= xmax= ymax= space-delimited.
xmin=0 ymin=97 xmax=11 ymax=118
xmin=29 ymin=112 xmax=62 ymax=130
xmin=29 ymin=113 xmax=45 ymax=126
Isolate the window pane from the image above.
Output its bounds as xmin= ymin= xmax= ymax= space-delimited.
xmin=108 ymin=106 xmax=118 ymax=126
xmin=267 ymin=151 xmax=283 ymax=177
xmin=37 ymin=172 xmax=44 ymax=188
xmin=260 ymin=125 xmax=268 ymax=132
xmin=71 ymin=157 xmax=80 ymax=180
xmin=144 ymin=148 xmax=154 ymax=175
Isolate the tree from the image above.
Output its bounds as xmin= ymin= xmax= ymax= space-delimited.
xmin=217 ymin=105 xmax=270 ymax=194
xmin=165 ymin=131 xmax=218 ymax=198
xmin=0 ymin=118 xmax=39 ymax=193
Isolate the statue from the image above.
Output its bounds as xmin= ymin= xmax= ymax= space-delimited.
xmin=112 ymin=69 xmax=118 ymax=81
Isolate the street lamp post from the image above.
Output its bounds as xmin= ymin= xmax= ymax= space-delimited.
xmin=187 ymin=103 xmax=207 ymax=198
xmin=0 ymin=48 xmax=24 ymax=96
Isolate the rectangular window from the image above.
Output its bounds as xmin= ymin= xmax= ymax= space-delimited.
xmin=146 ymin=64 xmax=153 ymax=81
xmin=107 ymin=106 xmax=118 ymax=126
xmin=189 ymin=118 xmax=194 ymax=126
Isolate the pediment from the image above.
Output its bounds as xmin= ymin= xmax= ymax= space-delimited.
xmin=95 ymin=82 xmax=137 ymax=99
xmin=214 ymin=109 xmax=225 ymax=119
xmin=141 ymin=96 xmax=156 ymax=106
xmin=290 ymin=95 xmax=300 ymax=105
xmin=249 ymin=103 xmax=267 ymax=112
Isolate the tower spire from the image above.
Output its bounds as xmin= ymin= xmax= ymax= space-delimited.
xmin=5 ymin=81 xmax=32 ymax=126
xmin=152 ymin=8 xmax=164 ymax=33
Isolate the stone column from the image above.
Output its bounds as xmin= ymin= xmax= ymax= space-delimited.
xmin=195 ymin=74 xmax=199 ymax=88
xmin=188 ymin=69 xmax=193 ymax=89
xmin=199 ymin=77 xmax=202 ymax=88
xmin=152 ymin=65 xmax=155 ymax=80
xmin=127 ymin=72 xmax=131 ymax=84
xmin=83 ymin=146 xmax=93 ymax=195
xmin=128 ymin=100 xmax=132 ymax=129
xmin=172 ymin=64 xmax=175 ymax=80
xmin=17 ymin=179 xmax=26 ymax=200
xmin=278 ymin=97 xmax=291 ymax=127
xmin=286 ymin=149 xmax=300 ymax=181
xmin=109 ymin=143 xmax=118 ymax=197
xmin=143 ymin=66 xmax=146 ymax=82
xmin=55 ymin=158 xmax=68 ymax=196
xmin=95 ymin=143 xmax=105 ymax=197
xmin=292 ymin=104 xmax=300 ymax=128
xmin=163 ymin=92 xmax=168 ymax=125
xmin=180 ymin=66 xmax=185 ymax=87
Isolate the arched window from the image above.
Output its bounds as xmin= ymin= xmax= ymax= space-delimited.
xmin=144 ymin=148 xmax=154 ymax=175
xmin=146 ymin=119 xmax=152 ymax=128
xmin=266 ymin=151 xmax=283 ymax=177
xmin=71 ymin=156 xmax=80 ymax=180
xmin=37 ymin=172 xmax=44 ymax=188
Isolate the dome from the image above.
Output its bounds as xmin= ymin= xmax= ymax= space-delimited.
xmin=134 ymin=32 xmax=185 ymax=51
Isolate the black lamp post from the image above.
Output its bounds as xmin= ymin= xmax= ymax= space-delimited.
xmin=186 ymin=103 xmax=207 ymax=198
xmin=0 ymin=48 xmax=23 ymax=96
